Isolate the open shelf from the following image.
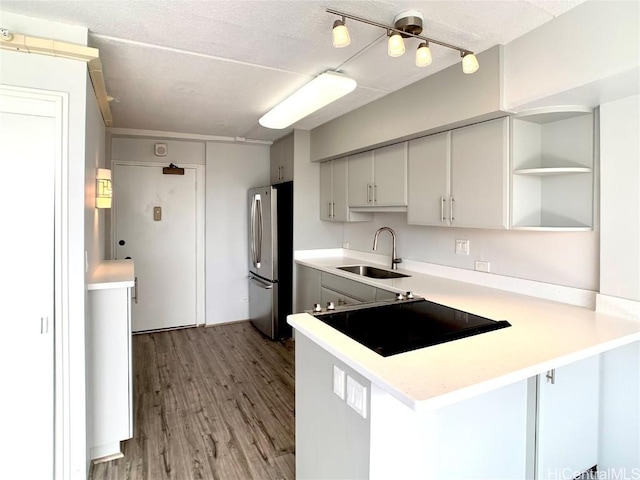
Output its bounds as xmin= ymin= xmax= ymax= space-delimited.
xmin=511 ymin=106 xmax=594 ymax=231
xmin=513 ymin=167 xmax=592 ymax=176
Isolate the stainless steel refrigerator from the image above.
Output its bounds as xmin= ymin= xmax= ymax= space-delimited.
xmin=248 ymin=182 xmax=293 ymax=339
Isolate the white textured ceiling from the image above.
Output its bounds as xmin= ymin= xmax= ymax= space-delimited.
xmin=1 ymin=0 xmax=585 ymax=141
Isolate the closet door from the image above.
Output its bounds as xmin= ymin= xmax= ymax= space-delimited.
xmin=0 ymin=88 xmax=57 ymax=480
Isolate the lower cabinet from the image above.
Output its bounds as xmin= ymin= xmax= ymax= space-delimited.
xmin=533 ymin=355 xmax=599 ymax=479
xmin=88 ymin=286 xmax=133 ymax=461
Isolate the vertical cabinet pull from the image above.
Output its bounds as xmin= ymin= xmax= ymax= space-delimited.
xmin=373 ymin=184 xmax=378 ymax=203
xmin=546 ymin=369 xmax=555 ymax=384
xmin=40 ymin=316 xmax=49 ymax=334
xmin=450 ymin=197 xmax=455 ymax=223
xmin=367 ymin=184 xmax=372 ymax=204
xmin=328 ymin=202 xmax=332 ymax=218
xmin=331 ymin=202 xmax=335 ymax=218
xmin=132 ymin=277 xmax=139 ymax=304
xmin=441 ymin=196 xmax=446 ymax=223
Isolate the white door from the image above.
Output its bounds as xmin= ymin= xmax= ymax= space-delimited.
xmin=114 ymin=164 xmax=197 ymax=331
xmin=0 ymin=90 xmax=56 ymax=480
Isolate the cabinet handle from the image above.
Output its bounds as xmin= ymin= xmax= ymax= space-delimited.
xmin=328 ymin=202 xmax=332 ymax=218
xmin=331 ymin=202 xmax=335 ymax=218
xmin=367 ymin=184 xmax=372 ymax=203
xmin=132 ymin=276 xmax=139 ymax=304
xmin=374 ymin=184 xmax=378 ymax=203
xmin=441 ymin=196 xmax=446 ymax=223
xmin=546 ymin=369 xmax=555 ymax=384
xmin=450 ymin=197 xmax=455 ymax=223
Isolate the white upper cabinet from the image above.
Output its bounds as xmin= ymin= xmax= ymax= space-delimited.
xmin=511 ymin=107 xmax=594 ymax=230
xmin=271 ymin=133 xmax=294 ymax=184
xmin=320 ymin=157 xmax=372 ymax=222
xmin=451 ymin=117 xmax=510 ymax=229
xmin=408 ymin=117 xmax=509 ymax=229
xmin=408 ymin=131 xmax=450 ymax=226
xmin=348 ymin=143 xmax=407 ymax=209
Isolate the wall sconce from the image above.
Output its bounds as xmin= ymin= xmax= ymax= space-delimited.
xmin=96 ymin=168 xmax=112 ymax=209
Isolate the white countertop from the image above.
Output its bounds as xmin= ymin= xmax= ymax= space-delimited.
xmin=87 ymin=260 xmax=135 ymax=290
xmin=289 ymin=253 xmax=640 ymax=413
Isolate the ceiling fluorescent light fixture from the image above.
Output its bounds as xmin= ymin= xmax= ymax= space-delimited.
xmin=327 ymin=8 xmax=479 ymax=74
xmin=259 ymin=71 xmax=357 ymax=129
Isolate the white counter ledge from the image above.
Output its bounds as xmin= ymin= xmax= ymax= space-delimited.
xmin=289 ymin=252 xmax=640 ymax=413
xmin=87 ymin=260 xmax=135 ymax=290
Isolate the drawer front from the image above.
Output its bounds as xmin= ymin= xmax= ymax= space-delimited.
xmin=375 ymin=288 xmax=397 ymax=301
xmin=321 ymin=272 xmax=376 ymax=302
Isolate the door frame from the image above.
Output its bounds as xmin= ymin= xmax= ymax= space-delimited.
xmin=110 ymin=161 xmax=206 ymax=326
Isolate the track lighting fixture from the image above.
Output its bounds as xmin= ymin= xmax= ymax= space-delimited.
xmin=387 ymin=30 xmax=405 ymax=57
xmin=415 ymin=42 xmax=432 ymax=67
xmin=327 ymin=9 xmax=479 ymax=74
xmin=332 ymin=18 xmax=350 ymax=48
xmin=461 ymin=52 xmax=479 ymax=74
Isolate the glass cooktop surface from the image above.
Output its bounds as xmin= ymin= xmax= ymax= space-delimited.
xmin=313 ymin=298 xmax=511 ymax=357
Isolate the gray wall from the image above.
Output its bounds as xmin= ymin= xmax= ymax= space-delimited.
xmin=295 ymin=333 xmax=370 ymax=479
xmin=342 ymin=214 xmax=599 ymax=290
xmin=205 ymin=141 xmax=270 ymax=324
xmin=599 ymin=95 xmax=640 ymax=301
xmin=293 ymin=129 xmax=342 ymax=251
xmin=310 ymin=46 xmax=504 ymax=162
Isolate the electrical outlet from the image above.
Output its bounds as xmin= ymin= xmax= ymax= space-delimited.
xmin=333 ymin=365 xmax=345 ymax=399
xmin=455 ymin=239 xmax=470 ymax=255
xmin=342 ymin=242 xmax=350 ymax=249
xmin=475 ymin=260 xmax=490 ymax=273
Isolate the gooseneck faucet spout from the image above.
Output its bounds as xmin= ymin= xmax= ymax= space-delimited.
xmin=372 ymin=227 xmax=402 ymax=270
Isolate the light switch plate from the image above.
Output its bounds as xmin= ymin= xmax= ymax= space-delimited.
xmin=346 ymin=375 xmax=367 ymax=418
xmin=475 ymin=260 xmax=490 ymax=272
xmin=333 ymin=365 xmax=345 ymax=399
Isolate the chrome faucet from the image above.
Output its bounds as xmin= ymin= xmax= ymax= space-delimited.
xmin=372 ymin=227 xmax=402 ymax=270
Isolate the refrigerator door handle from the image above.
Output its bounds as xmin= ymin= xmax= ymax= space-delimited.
xmin=250 ymin=195 xmax=257 ymax=268
xmin=249 ymin=275 xmax=273 ymax=290
xmin=256 ymin=197 xmax=263 ymax=268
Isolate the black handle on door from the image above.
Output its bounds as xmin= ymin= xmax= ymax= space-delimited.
xmin=119 ymin=240 xmax=126 ymax=246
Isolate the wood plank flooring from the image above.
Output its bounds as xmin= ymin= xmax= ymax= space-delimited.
xmin=90 ymin=322 xmax=295 ymax=480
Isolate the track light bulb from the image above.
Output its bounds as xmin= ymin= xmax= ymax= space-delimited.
xmin=387 ymin=32 xmax=405 ymax=57
xmin=462 ymin=52 xmax=479 ymax=74
xmin=332 ymin=19 xmax=351 ymax=48
xmin=415 ymin=42 xmax=432 ymax=67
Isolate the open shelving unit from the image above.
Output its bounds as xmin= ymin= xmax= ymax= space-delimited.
xmin=510 ymin=106 xmax=594 ymax=231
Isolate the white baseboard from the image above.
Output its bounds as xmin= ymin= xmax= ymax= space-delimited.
xmin=596 ymin=294 xmax=640 ymax=321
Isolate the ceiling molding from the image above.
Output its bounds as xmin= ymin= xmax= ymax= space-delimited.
xmin=107 ymin=127 xmax=273 ymax=145
xmin=0 ymin=29 xmax=113 ymax=125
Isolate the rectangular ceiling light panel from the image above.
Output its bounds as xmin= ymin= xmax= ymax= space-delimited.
xmin=259 ymin=71 xmax=357 ymax=129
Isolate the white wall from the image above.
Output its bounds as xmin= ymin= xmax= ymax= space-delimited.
xmin=205 ymin=141 xmax=270 ymax=325
xmin=599 ymin=95 xmax=640 ymax=301
xmin=110 ymin=137 xmax=206 ymax=165
xmin=0 ymin=12 xmax=92 ymax=480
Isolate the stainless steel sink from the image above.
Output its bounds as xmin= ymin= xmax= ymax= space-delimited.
xmin=336 ymin=265 xmax=410 ymax=279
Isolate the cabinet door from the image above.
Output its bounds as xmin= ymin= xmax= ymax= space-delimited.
xmin=0 ymin=97 xmax=56 ymax=480
xmin=332 ymin=158 xmax=349 ymax=222
xmin=450 ymin=117 xmax=509 ymax=229
xmin=321 ymin=287 xmax=361 ymax=308
xmin=319 ymin=161 xmax=333 ymax=221
xmin=536 ymin=356 xmax=599 ymax=479
xmin=348 ymin=151 xmax=374 ymax=207
xmin=408 ymin=132 xmax=450 ymax=226
xmin=280 ymin=133 xmax=294 ymax=182
xmin=373 ymin=143 xmax=407 ymax=206
xmin=270 ymin=140 xmax=283 ymax=184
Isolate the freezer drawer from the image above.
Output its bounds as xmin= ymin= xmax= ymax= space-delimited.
xmin=248 ymin=275 xmax=278 ymax=339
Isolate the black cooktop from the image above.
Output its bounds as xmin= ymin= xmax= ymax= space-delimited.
xmin=313 ymin=298 xmax=511 ymax=357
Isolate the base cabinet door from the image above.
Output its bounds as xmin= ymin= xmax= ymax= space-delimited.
xmin=88 ymin=287 xmax=133 ymax=460
xmin=535 ymin=355 xmax=599 ymax=479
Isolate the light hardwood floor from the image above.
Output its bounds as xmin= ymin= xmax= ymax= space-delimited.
xmin=90 ymin=322 xmax=295 ymax=480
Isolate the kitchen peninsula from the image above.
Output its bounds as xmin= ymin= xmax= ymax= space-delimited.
xmin=288 ymin=251 xmax=640 ymax=480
